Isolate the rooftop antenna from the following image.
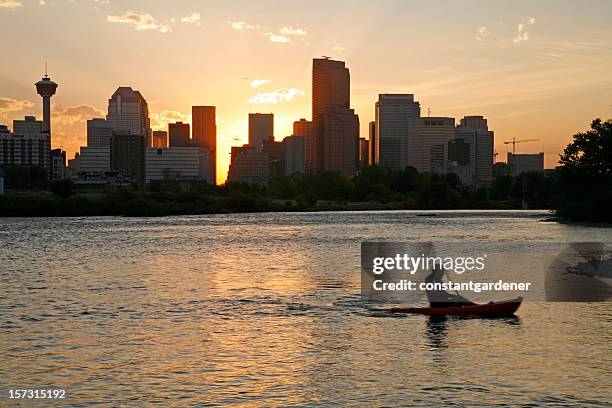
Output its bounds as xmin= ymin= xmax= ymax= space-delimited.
xmin=427 ymin=108 xmax=431 ymax=117
xmin=44 ymin=58 xmax=48 ymax=78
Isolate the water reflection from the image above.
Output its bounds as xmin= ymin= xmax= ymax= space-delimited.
xmin=0 ymin=212 xmax=610 ymax=406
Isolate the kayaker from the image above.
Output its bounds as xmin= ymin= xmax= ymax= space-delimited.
xmin=425 ymin=265 xmax=474 ymax=307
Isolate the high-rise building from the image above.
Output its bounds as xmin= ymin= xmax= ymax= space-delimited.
xmin=368 ymin=121 xmax=376 ymax=166
xmin=375 ymin=94 xmax=421 ymax=170
xmin=192 ymin=106 xmax=216 ymax=184
xmin=321 ymin=107 xmax=359 ymax=175
xmin=87 ymin=118 xmax=113 ymax=147
xmin=106 ymin=87 xmax=150 ymax=184
xmin=227 ymin=145 xmax=269 ymax=184
xmin=262 ymin=139 xmax=285 ymax=177
xmin=312 ymin=58 xmax=359 ymax=175
xmin=293 ymin=119 xmax=315 ymax=174
xmin=0 ymin=117 xmax=50 ymax=170
xmin=168 ymin=121 xmax=190 ymax=147
xmin=111 ymin=133 xmax=145 ymax=184
xmin=454 ymin=116 xmax=494 ymax=184
xmin=106 ymin=87 xmax=151 ymax=138
xmin=359 ymin=137 xmax=369 ymax=169
xmin=283 ymin=135 xmax=304 ymax=176
xmin=249 ymin=113 xmax=274 ymax=148
xmin=406 ymin=117 xmax=455 ymax=172
xmin=152 ymin=130 xmax=168 ymax=148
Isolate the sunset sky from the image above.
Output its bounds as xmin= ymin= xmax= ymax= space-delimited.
xmin=1 ymin=0 xmax=611 ymax=183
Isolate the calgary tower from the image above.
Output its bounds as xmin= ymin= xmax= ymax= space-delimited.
xmin=35 ymin=64 xmax=58 ymax=138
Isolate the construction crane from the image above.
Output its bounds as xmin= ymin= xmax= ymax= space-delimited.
xmin=503 ymin=137 xmax=540 ymax=155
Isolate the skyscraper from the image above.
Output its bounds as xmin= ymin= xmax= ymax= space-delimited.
xmin=106 ymin=87 xmax=151 ymax=139
xmin=87 ymin=118 xmax=113 ymax=147
xmin=406 ymin=117 xmax=455 ymax=172
xmin=293 ymin=118 xmax=315 ymax=174
xmin=192 ymin=106 xmax=216 ymax=184
xmin=454 ymin=116 xmax=494 ymax=184
xmin=311 ymin=58 xmax=359 ymax=176
xmin=168 ymin=121 xmax=190 ymax=147
xmin=375 ymin=94 xmax=421 ymax=170
xmin=248 ymin=113 xmax=274 ymax=147
xmin=107 ymin=87 xmax=150 ymax=185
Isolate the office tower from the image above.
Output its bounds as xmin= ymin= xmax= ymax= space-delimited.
xmin=293 ymin=118 xmax=315 ymax=174
xmin=283 ymin=135 xmax=304 ymax=176
xmin=508 ymin=152 xmax=544 ymax=176
xmin=152 ymin=130 xmax=168 ymax=148
xmin=168 ymin=121 xmax=190 ymax=147
xmin=192 ymin=106 xmax=216 ymax=184
xmin=227 ymin=145 xmax=269 ymax=183
xmin=249 ymin=113 xmax=274 ymax=147
xmin=312 ymin=58 xmax=359 ymax=175
xmin=107 ymin=87 xmax=149 ymax=184
xmin=111 ymin=133 xmax=145 ymax=184
xmin=87 ymin=119 xmax=113 ymax=147
xmin=375 ymin=94 xmax=421 ymax=170
xmin=368 ymin=121 xmax=376 ymax=166
xmin=359 ymin=137 xmax=369 ymax=169
xmin=145 ymin=146 xmax=212 ymax=183
xmin=454 ymin=116 xmax=494 ymax=184
xmin=106 ymin=87 xmax=151 ymax=138
xmin=406 ymin=117 xmax=455 ymax=172
xmin=321 ymin=107 xmax=359 ymax=175
xmin=262 ymin=139 xmax=285 ymax=177
xmin=35 ymin=73 xmax=58 ymax=137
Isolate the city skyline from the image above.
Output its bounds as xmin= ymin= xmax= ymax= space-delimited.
xmin=1 ymin=0 xmax=612 ymax=183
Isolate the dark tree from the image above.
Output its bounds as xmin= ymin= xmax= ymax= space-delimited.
xmin=49 ymin=179 xmax=76 ymax=198
xmin=557 ymin=118 xmax=612 ymax=222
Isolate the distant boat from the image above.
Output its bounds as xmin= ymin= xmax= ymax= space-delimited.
xmin=390 ymin=297 xmax=522 ymax=317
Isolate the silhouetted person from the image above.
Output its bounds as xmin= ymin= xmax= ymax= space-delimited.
xmin=425 ymin=265 xmax=473 ymax=307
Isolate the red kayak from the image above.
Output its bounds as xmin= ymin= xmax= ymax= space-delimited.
xmin=390 ymin=297 xmax=522 ymax=317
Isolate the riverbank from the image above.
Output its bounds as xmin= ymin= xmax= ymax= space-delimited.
xmin=0 ymin=189 xmax=546 ymax=217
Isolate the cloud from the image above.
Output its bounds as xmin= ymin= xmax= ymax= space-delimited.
xmin=54 ymin=105 xmax=105 ymax=126
xmin=513 ymin=17 xmax=535 ymax=43
xmin=0 ymin=97 xmax=34 ymax=118
xmin=250 ymin=79 xmax=270 ymax=88
xmin=229 ymin=21 xmax=257 ymax=31
xmin=0 ymin=0 xmax=21 ymax=9
xmin=476 ymin=26 xmax=490 ymax=41
xmin=150 ymin=110 xmax=191 ymax=130
xmin=333 ymin=44 xmax=345 ymax=52
xmin=180 ymin=12 xmax=200 ymax=25
xmin=279 ymin=26 xmax=306 ymax=36
xmin=264 ymin=32 xmax=290 ymax=43
xmin=248 ymin=88 xmax=304 ymax=104
xmin=107 ymin=11 xmax=170 ymax=33
xmin=229 ymin=21 xmax=308 ymax=45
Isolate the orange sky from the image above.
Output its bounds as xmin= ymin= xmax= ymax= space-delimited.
xmin=1 ymin=0 xmax=611 ymax=183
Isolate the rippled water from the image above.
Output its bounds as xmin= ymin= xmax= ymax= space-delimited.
xmin=1 ymin=211 xmax=611 ymax=406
